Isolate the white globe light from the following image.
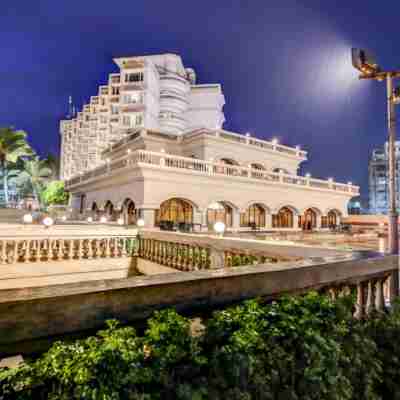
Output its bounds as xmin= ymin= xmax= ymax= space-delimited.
xmin=117 ymin=217 xmax=124 ymax=225
xmin=61 ymin=215 xmax=67 ymax=221
xmin=100 ymin=216 xmax=107 ymax=223
xmin=214 ymin=221 xmax=226 ymax=234
xmin=87 ymin=216 xmax=93 ymax=223
xmin=43 ymin=217 xmax=54 ymax=227
xmin=137 ymin=218 xmax=145 ymax=227
xmin=23 ymin=214 xmax=33 ymax=224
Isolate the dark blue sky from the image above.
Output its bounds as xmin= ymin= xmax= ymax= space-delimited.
xmin=2 ymin=1 xmax=400 ymax=197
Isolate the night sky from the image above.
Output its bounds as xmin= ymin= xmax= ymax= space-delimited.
xmin=2 ymin=1 xmax=400 ymax=198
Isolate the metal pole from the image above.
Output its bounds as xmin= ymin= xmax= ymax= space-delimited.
xmin=387 ymin=74 xmax=399 ymax=254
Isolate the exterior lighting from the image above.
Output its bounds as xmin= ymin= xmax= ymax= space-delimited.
xmin=43 ymin=217 xmax=54 ymax=228
xmin=271 ymin=138 xmax=278 ymax=145
xmin=100 ymin=216 xmax=107 ymax=223
xmin=160 ymin=148 xmax=165 ymax=153
xmin=305 ymin=173 xmax=311 ymax=178
xmin=117 ymin=217 xmax=124 ymax=225
xmin=208 ymin=201 xmax=224 ymax=211
xmin=127 ymin=149 xmax=131 ymax=154
xmin=328 ymin=177 xmax=334 ymax=182
xmin=61 ymin=215 xmax=67 ymax=221
xmin=351 ymin=47 xmax=400 ymax=254
xmin=137 ymin=218 xmax=145 ymax=227
xmin=87 ymin=216 xmax=93 ymax=223
xmin=23 ymin=214 xmax=33 ymax=224
xmin=106 ymin=158 xmax=110 ymax=163
xmin=348 ymin=181 xmax=353 ymax=185
xmin=245 ymin=132 xmax=251 ymax=137
xmin=295 ymin=145 xmax=301 ymax=151
xmin=214 ymin=221 xmax=226 ymax=237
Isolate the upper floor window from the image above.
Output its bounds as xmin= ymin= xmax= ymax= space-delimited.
xmin=125 ymin=72 xmax=144 ymax=83
xmin=123 ymin=93 xmax=142 ymax=104
xmin=111 ymin=86 xmax=120 ymax=95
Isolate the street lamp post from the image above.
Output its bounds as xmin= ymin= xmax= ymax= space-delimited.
xmin=352 ymin=48 xmax=400 ymax=254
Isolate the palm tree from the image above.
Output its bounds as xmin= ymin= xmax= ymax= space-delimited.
xmin=0 ymin=127 xmax=33 ymax=206
xmin=17 ymin=157 xmax=52 ymax=209
xmin=43 ymin=153 xmax=60 ymax=180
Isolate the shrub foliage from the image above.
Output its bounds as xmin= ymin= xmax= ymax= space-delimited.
xmin=1 ymin=293 xmax=400 ymax=399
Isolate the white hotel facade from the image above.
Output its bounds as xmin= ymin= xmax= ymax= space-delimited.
xmin=61 ymin=53 xmax=359 ymax=231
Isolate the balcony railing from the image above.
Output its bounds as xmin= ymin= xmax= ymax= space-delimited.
xmin=66 ymin=150 xmax=360 ymax=195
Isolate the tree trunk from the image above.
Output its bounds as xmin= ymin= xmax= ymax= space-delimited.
xmin=2 ymin=160 xmax=9 ymax=207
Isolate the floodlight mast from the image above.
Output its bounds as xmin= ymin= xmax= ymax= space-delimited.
xmin=352 ymin=48 xmax=400 ymax=255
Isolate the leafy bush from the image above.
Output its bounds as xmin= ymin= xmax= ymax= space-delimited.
xmin=1 ymin=293 xmax=400 ymax=399
xmin=41 ymin=180 xmax=69 ymax=206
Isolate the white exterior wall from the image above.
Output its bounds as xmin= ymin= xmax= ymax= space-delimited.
xmin=60 ymin=53 xmax=226 ymax=180
xmin=186 ymin=85 xmax=226 ymax=130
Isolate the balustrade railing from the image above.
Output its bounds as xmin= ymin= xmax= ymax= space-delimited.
xmin=66 ymin=149 xmax=359 ymax=196
xmin=0 ymin=235 xmax=137 ymax=265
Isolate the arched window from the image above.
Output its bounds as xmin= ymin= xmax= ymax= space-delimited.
xmin=123 ymin=199 xmax=137 ymax=225
xmin=79 ymin=194 xmax=86 ymax=214
xmin=104 ymin=201 xmax=114 ymax=219
xmin=240 ymin=204 xmax=266 ymax=228
xmin=207 ymin=202 xmax=233 ymax=228
xmin=272 ymin=207 xmax=294 ymax=228
xmin=156 ymin=198 xmax=193 ymax=226
xmin=301 ymin=208 xmax=317 ymax=230
xmin=328 ymin=210 xmax=338 ymax=227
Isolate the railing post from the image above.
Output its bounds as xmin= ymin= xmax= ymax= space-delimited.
xmin=366 ymin=280 xmax=376 ymax=315
xmin=354 ymin=282 xmax=365 ymax=319
xmin=389 ymin=269 xmax=399 ymax=305
xmin=375 ymin=278 xmax=386 ymax=312
xmin=209 ymin=247 xmax=224 ymax=269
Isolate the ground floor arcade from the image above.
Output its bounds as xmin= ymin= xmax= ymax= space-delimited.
xmin=75 ymin=195 xmax=342 ymax=232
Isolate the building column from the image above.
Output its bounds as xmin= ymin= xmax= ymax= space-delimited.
xmin=193 ymin=209 xmax=203 ymax=232
xmin=140 ymin=208 xmax=156 ymax=229
xmin=316 ymin=214 xmax=322 ymax=230
xmin=265 ymin=214 xmax=272 ymax=229
xmin=293 ymin=214 xmax=300 ymax=230
xmin=231 ymin=209 xmax=240 ymax=231
xmin=201 ymin=209 xmax=209 ymax=232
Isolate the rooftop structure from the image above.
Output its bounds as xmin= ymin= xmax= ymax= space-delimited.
xmin=61 ymin=53 xmax=359 ymax=231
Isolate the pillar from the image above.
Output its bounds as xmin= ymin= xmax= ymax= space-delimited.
xmin=316 ymin=214 xmax=322 ymax=230
xmin=293 ymin=215 xmax=300 ymax=230
xmin=232 ymin=209 xmax=240 ymax=231
xmin=193 ymin=210 xmax=203 ymax=232
xmin=201 ymin=210 xmax=208 ymax=232
xmin=265 ymin=214 xmax=272 ymax=229
xmin=140 ymin=209 xmax=156 ymax=229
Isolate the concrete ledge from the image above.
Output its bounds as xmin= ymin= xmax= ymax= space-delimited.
xmin=0 ymin=253 xmax=395 ymax=348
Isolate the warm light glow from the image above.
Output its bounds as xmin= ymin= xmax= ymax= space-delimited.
xmin=23 ymin=214 xmax=33 ymax=224
xmin=100 ymin=216 xmax=107 ymax=223
xmin=137 ymin=218 xmax=145 ymax=227
xmin=127 ymin=149 xmax=131 ymax=154
xmin=214 ymin=221 xmax=226 ymax=234
xmin=87 ymin=217 xmax=93 ymax=223
xmin=160 ymin=148 xmax=165 ymax=153
xmin=61 ymin=215 xmax=67 ymax=221
xmin=43 ymin=217 xmax=54 ymax=227
xmin=272 ymin=138 xmax=278 ymax=145
xmin=117 ymin=217 xmax=124 ymax=225
xmin=106 ymin=158 xmax=110 ymax=163
xmin=208 ymin=201 xmax=224 ymax=211
xmin=305 ymin=173 xmax=311 ymax=178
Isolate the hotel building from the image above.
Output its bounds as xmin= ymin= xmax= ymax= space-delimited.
xmin=61 ymin=53 xmax=359 ymax=231
xmin=369 ymin=141 xmax=400 ymax=214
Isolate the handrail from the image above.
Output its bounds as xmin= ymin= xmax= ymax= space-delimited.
xmin=66 ymin=149 xmax=360 ymax=195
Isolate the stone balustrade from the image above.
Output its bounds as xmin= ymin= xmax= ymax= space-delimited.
xmin=0 ymin=235 xmax=138 ymax=265
xmin=137 ymin=236 xmax=297 ymax=271
xmin=66 ymin=149 xmax=360 ymax=196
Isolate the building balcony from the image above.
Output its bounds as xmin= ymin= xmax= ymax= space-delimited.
xmin=121 ymin=104 xmax=146 ymax=113
xmin=65 ymin=149 xmax=359 ymax=198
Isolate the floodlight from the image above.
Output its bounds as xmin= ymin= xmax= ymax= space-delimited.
xmin=137 ymin=218 xmax=145 ymax=227
xmin=117 ymin=217 xmax=124 ymax=225
xmin=100 ymin=216 xmax=107 ymax=223
xmin=214 ymin=221 xmax=226 ymax=236
xmin=43 ymin=217 xmax=54 ymax=228
xmin=351 ymin=48 xmax=380 ymax=75
xmin=87 ymin=216 xmax=93 ymax=223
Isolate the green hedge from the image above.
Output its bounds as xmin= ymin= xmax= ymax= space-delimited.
xmin=1 ymin=292 xmax=400 ymax=399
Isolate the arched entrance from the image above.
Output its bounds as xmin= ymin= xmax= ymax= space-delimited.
xmin=272 ymin=206 xmax=294 ymax=228
xmin=122 ymin=199 xmax=137 ymax=225
xmin=104 ymin=201 xmax=114 ymax=220
xmin=300 ymin=208 xmax=318 ymax=231
xmin=91 ymin=202 xmax=99 ymax=220
xmin=207 ymin=201 xmax=233 ymax=229
xmin=155 ymin=198 xmax=194 ymax=227
xmin=240 ymin=203 xmax=266 ymax=228
xmin=328 ymin=210 xmax=339 ymax=227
